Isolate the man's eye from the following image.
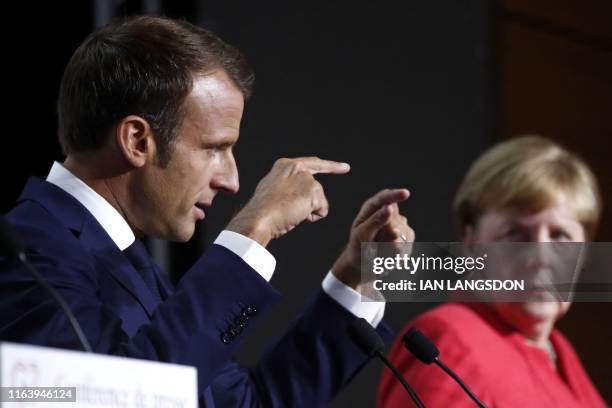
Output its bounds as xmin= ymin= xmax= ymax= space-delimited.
xmin=203 ymin=145 xmax=221 ymax=153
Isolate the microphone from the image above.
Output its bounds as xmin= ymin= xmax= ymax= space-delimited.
xmin=402 ymin=327 xmax=486 ymax=408
xmin=0 ymin=216 xmax=92 ymax=352
xmin=348 ymin=318 xmax=425 ymax=408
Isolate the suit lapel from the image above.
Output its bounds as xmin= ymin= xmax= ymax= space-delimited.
xmin=153 ymin=264 xmax=174 ymax=299
xmin=79 ymin=217 xmax=160 ymax=318
xmin=17 ymin=177 xmax=160 ymax=318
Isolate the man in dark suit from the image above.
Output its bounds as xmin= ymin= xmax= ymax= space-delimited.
xmin=0 ymin=16 xmax=413 ymax=406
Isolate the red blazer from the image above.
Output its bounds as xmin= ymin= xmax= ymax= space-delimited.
xmin=378 ymin=302 xmax=607 ymax=408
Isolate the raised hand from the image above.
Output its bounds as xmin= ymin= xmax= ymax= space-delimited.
xmin=226 ymin=157 xmax=350 ymax=246
xmin=331 ymin=188 xmax=414 ymax=290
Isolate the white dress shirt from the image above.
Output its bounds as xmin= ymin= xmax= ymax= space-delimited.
xmin=47 ymin=162 xmax=385 ymax=326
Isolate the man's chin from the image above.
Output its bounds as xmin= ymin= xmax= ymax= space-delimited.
xmin=157 ymin=223 xmax=196 ymax=243
xmin=175 ymin=229 xmax=196 ymax=243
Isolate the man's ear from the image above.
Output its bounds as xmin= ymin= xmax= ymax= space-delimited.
xmin=114 ymin=115 xmax=156 ymax=168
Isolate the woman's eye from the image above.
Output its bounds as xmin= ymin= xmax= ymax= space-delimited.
xmin=551 ymin=230 xmax=571 ymax=241
xmin=504 ymin=227 xmax=520 ymax=238
xmin=496 ymin=226 xmax=526 ymax=242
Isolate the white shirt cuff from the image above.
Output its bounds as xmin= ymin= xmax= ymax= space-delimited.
xmin=322 ymin=271 xmax=386 ymax=327
xmin=214 ymin=230 xmax=276 ymax=282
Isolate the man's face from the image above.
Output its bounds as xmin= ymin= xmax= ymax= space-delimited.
xmin=132 ymin=71 xmax=244 ymax=241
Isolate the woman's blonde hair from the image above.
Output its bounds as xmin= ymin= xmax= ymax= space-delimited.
xmin=453 ymin=135 xmax=601 ymax=238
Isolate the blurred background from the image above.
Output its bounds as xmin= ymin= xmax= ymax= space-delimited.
xmin=2 ymin=1 xmax=610 ymax=405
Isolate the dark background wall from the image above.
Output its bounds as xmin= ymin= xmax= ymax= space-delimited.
xmin=2 ymin=0 xmax=609 ymax=406
xmin=198 ymin=2 xmax=493 ymax=406
xmin=497 ymin=0 xmax=612 ymax=401
xmin=1 ymin=2 xmax=93 ymax=207
xmin=199 ymin=2 xmax=493 ymax=406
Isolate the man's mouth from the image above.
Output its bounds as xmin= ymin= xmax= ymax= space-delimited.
xmin=194 ymin=202 xmax=210 ymax=220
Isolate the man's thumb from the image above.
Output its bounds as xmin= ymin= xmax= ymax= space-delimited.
xmin=356 ymin=205 xmax=392 ymax=241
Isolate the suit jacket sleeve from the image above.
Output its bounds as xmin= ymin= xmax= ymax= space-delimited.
xmin=210 ymin=289 xmax=393 ymax=407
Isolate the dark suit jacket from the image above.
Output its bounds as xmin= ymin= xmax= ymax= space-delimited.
xmin=0 ymin=177 xmax=392 ymax=407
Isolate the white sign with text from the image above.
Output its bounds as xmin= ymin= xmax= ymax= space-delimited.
xmin=0 ymin=342 xmax=197 ymax=407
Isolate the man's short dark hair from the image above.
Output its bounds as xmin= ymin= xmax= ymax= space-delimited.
xmin=57 ymin=15 xmax=254 ymax=166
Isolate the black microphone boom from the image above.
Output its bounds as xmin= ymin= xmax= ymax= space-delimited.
xmin=0 ymin=216 xmax=92 ymax=353
xmin=348 ymin=318 xmax=425 ymax=408
xmin=402 ymin=327 xmax=486 ymax=408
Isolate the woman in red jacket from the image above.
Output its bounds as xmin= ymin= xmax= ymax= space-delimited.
xmin=378 ymin=136 xmax=607 ymax=407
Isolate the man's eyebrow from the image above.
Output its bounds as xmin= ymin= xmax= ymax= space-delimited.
xmin=203 ymin=139 xmax=236 ymax=148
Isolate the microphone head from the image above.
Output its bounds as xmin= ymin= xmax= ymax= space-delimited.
xmin=348 ymin=317 xmax=385 ymax=357
xmin=401 ymin=327 xmax=439 ymax=364
xmin=0 ymin=216 xmax=24 ymax=258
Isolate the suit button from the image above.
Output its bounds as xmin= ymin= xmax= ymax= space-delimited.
xmin=220 ymin=332 xmax=233 ymax=344
xmin=243 ymin=305 xmax=257 ymax=317
xmin=234 ymin=315 xmax=248 ymax=328
xmin=228 ymin=323 xmax=242 ymax=336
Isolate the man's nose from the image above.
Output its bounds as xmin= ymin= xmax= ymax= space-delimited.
xmin=213 ymin=156 xmax=239 ymax=194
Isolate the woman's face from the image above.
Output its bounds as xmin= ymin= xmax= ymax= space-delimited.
xmin=464 ymin=192 xmax=586 ymax=333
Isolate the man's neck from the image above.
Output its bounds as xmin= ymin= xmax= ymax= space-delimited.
xmin=63 ymin=154 xmax=142 ymax=237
